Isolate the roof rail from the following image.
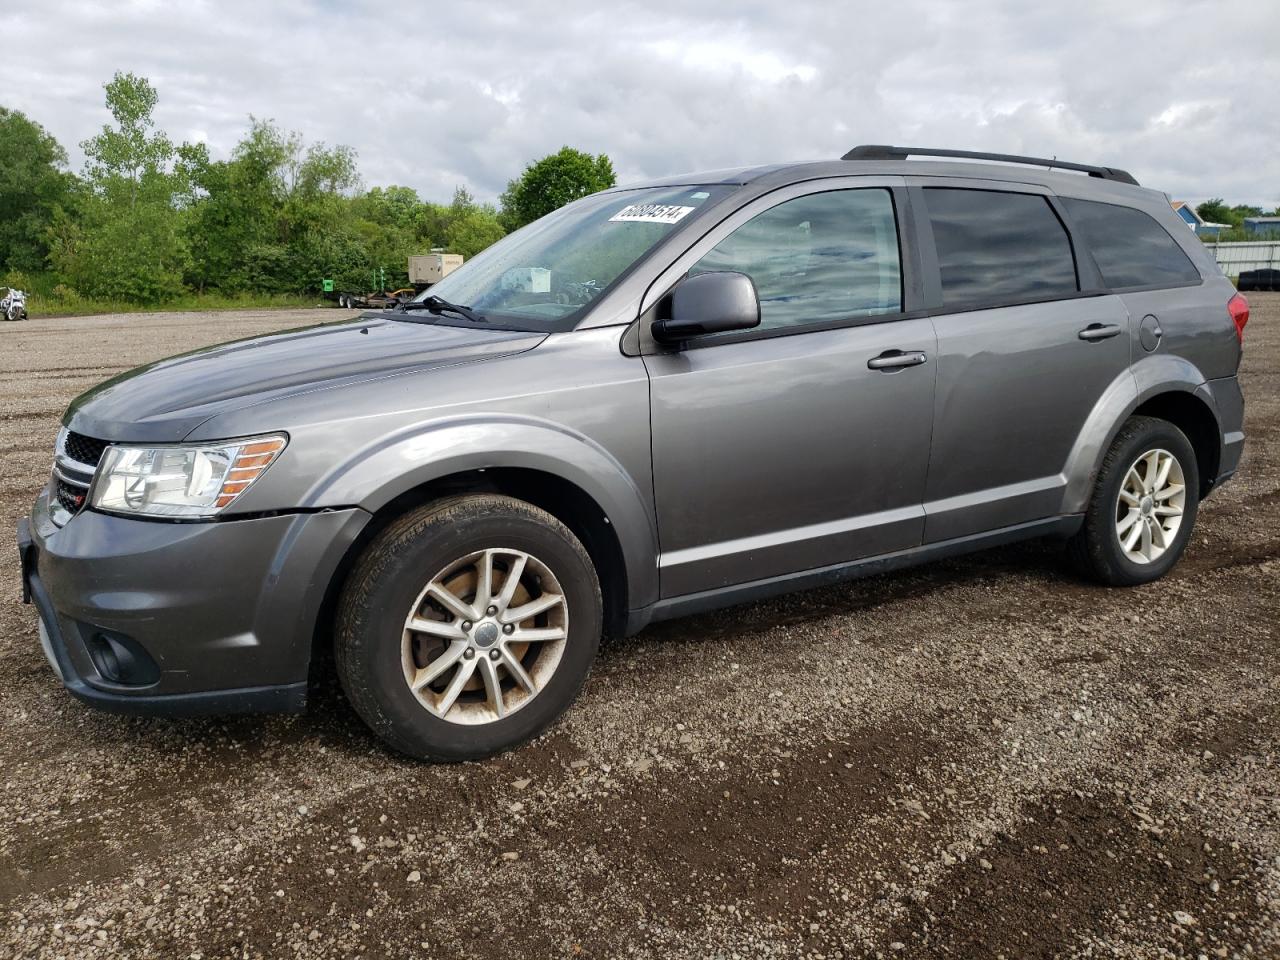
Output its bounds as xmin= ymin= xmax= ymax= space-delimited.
xmin=842 ymin=144 xmax=1139 ymax=186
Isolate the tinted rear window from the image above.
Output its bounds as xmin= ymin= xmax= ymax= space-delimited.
xmin=1061 ymin=197 xmax=1201 ymax=290
xmin=925 ymin=188 xmax=1078 ymax=310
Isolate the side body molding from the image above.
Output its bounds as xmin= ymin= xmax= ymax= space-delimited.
xmin=300 ymin=413 xmax=661 ymax=611
xmin=1060 ymin=354 xmax=1220 ymax=515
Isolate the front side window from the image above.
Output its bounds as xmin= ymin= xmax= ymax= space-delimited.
xmin=1061 ymin=197 xmax=1201 ymax=290
xmin=413 ymin=185 xmax=732 ymax=331
xmin=925 ymin=188 xmax=1078 ymax=310
xmin=690 ymin=188 xmax=902 ymax=333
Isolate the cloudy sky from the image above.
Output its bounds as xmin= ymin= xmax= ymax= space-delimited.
xmin=3 ymin=0 xmax=1278 ymax=208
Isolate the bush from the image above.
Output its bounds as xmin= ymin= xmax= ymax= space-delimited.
xmin=1 ymin=269 xmax=33 ymax=293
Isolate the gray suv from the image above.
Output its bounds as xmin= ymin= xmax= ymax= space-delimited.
xmin=17 ymin=145 xmax=1249 ymax=761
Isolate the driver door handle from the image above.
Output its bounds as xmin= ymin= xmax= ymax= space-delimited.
xmin=867 ymin=350 xmax=928 ymax=371
xmin=1078 ymin=322 xmax=1122 ymax=341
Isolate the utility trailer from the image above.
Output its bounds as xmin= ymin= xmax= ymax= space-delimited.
xmin=324 ymin=254 xmax=465 ymax=309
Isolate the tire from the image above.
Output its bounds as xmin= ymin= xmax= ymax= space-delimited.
xmin=5 ymin=305 xmax=19 ymax=322
xmin=1067 ymin=415 xmax=1200 ymax=586
xmin=335 ymin=495 xmax=602 ymax=761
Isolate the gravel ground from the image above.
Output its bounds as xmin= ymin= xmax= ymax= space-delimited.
xmin=0 ymin=300 xmax=1277 ymax=959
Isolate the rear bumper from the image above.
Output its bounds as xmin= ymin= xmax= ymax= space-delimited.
xmin=1205 ymin=375 xmax=1245 ymax=487
xmin=18 ymin=494 xmax=369 ymax=716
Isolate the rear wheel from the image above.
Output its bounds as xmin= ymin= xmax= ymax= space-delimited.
xmin=1068 ymin=415 xmax=1200 ymax=586
xmin=335 ymin=495 xmax=602 ymax=761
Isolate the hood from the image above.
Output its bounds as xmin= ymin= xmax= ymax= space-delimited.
xmin=65 ymin=314 xmax=546 ymax=443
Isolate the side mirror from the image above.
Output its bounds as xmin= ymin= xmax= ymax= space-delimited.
xmin=652 ymin=271 xmax=761 ymax=343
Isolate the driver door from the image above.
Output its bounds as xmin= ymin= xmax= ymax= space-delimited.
xmin=641 ymin=180 xmax=938 ymax=598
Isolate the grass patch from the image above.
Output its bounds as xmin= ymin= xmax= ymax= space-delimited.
xmin=29 ymin=290 xmax=323 ymax=318
xmin=2 ymin=272 xmax=330 ymax=318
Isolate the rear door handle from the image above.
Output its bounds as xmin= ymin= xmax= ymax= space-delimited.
xmin=1078 ymin=323 xmax=1123 ymax=341
xmin=867 ymin=350 xmax=928 ymax=371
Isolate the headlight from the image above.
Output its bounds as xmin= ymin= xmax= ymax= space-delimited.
xmin=90 ymin=434 xmax=287 ymax=518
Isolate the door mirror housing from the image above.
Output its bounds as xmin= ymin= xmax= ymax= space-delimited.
xmin=653 ymin=271 xmax=761 ymax=343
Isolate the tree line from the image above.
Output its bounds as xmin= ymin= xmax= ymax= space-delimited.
xmin=0 ymin=72 xmax=617 ymax=307
xmin=1193 ymin=199 xmax=1280 ymax=242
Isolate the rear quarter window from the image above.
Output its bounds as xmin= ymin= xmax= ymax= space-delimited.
xmin=1060 ymin=197 xmax=1201 ymax=290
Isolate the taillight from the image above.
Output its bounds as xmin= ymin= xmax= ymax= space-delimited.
xmin=1228 ymin=292 xmax=1249 ymax=343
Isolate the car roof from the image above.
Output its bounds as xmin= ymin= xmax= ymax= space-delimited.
xmin=613 ymin=156 xmax=1163 ymax=206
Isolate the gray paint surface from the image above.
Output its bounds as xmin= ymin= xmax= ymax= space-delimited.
xmin=923 ymin=294 xmax=1134 ymax=541
xmin=645 ymin=317 xmax=936 ymax=596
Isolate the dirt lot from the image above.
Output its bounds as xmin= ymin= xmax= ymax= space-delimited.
xmin=1 ymin=301 xmax=1277 ymax=959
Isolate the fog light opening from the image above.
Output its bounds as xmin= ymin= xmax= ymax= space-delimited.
xmin=85 ymin=631 xmax=161 ymax=686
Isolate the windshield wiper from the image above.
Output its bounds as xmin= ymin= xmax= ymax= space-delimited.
xmin=398 ymin=295 xmax=486 ymax=323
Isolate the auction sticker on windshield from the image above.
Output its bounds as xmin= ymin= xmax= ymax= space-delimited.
xmin=609 ymin=203 xmax=695 ymax=225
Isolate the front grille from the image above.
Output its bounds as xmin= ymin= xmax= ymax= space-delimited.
xmin=51 ymin=429 xmax=107 ymax=523
xmin=55 ymin=477 xmax=88 ymax=514
xmin=64 ymin=431 xmax=108 ymax=468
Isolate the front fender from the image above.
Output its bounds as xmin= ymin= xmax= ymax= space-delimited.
xmin=302 ymin=413 xmax=660 ymax=610
xmin=1060 ymin=354 xmax=1219 ymax=514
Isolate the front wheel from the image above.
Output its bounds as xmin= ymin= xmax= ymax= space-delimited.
xmin=335 ymin=495 xmax=602 ymax=761
xmin=1068 ymin=415 xmax=1200 ymax=586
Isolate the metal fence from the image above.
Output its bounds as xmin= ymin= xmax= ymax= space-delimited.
xmin=1203 ymin=240 xmax=1280 ymax=274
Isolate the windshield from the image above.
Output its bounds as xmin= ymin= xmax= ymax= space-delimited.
xmin=407 ymin=185 xmax=732 ymax=331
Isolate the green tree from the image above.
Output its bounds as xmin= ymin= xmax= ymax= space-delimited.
xmin=279 ymin=141 xmax=364 ymax=290
xmin=352 ymin=185 xmax=422 ymax=231
xmin=1190 ymin=199 xmax=1280 ymax=241
xmin=499 ymin=147 xmax=616 ymax=230
xmin=436 ymin=186 xmax=502 ymax=258
xmin=183 ymin=118 xmax=293 ymax=291
xmin=347 ymin=185 xmax=429 ymax=289
xmin=1195 ymin=199 xmax=1231 ymax=225
xmin=445 ymin=207 xmax=506 ymax=258
xmin=54 ymin=73 xmax=191 ymax=302
xmin=1221 ymin=203 xmax=1264 ymax=229
xmin=294 ymin=142 xmax=359 ymax=197
xmin=179 ymin=117 xmax=373 ymax=294
xmin=0 ymin=108 xmax=77 ymax=273
xmin=81 ymin=72 xmax=177 ymax=208
xmin=55 ymin=201 xmax=190 ymax=303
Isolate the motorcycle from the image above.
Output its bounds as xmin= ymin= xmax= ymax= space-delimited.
xmin=1 ymin=287 xmax=28 ymax=321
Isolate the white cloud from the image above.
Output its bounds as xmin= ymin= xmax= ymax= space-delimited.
xmin=2 ymin=0 xmax=1277 ymax=207
xmin=645 ymin=38 xmax=818 ymax=84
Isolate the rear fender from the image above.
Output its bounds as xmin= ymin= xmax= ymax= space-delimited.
xmin=1061 ymin=355 xmax=1218 ymax=514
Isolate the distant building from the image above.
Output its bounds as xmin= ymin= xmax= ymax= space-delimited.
xmin=1243 ymin=216 xmax=1280 ymax=237
xmin=1171 ymin=201 xmax=1229 ymax=238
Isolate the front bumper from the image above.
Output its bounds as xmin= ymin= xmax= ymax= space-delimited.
xmin=18 ymin=491 xmax=368 ymax=716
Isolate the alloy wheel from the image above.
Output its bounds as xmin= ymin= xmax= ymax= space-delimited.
xmin=1115 ymin=448 xmax=1185 ymax=564
xmin=401 ymin=548 xmax=568 ymax=724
